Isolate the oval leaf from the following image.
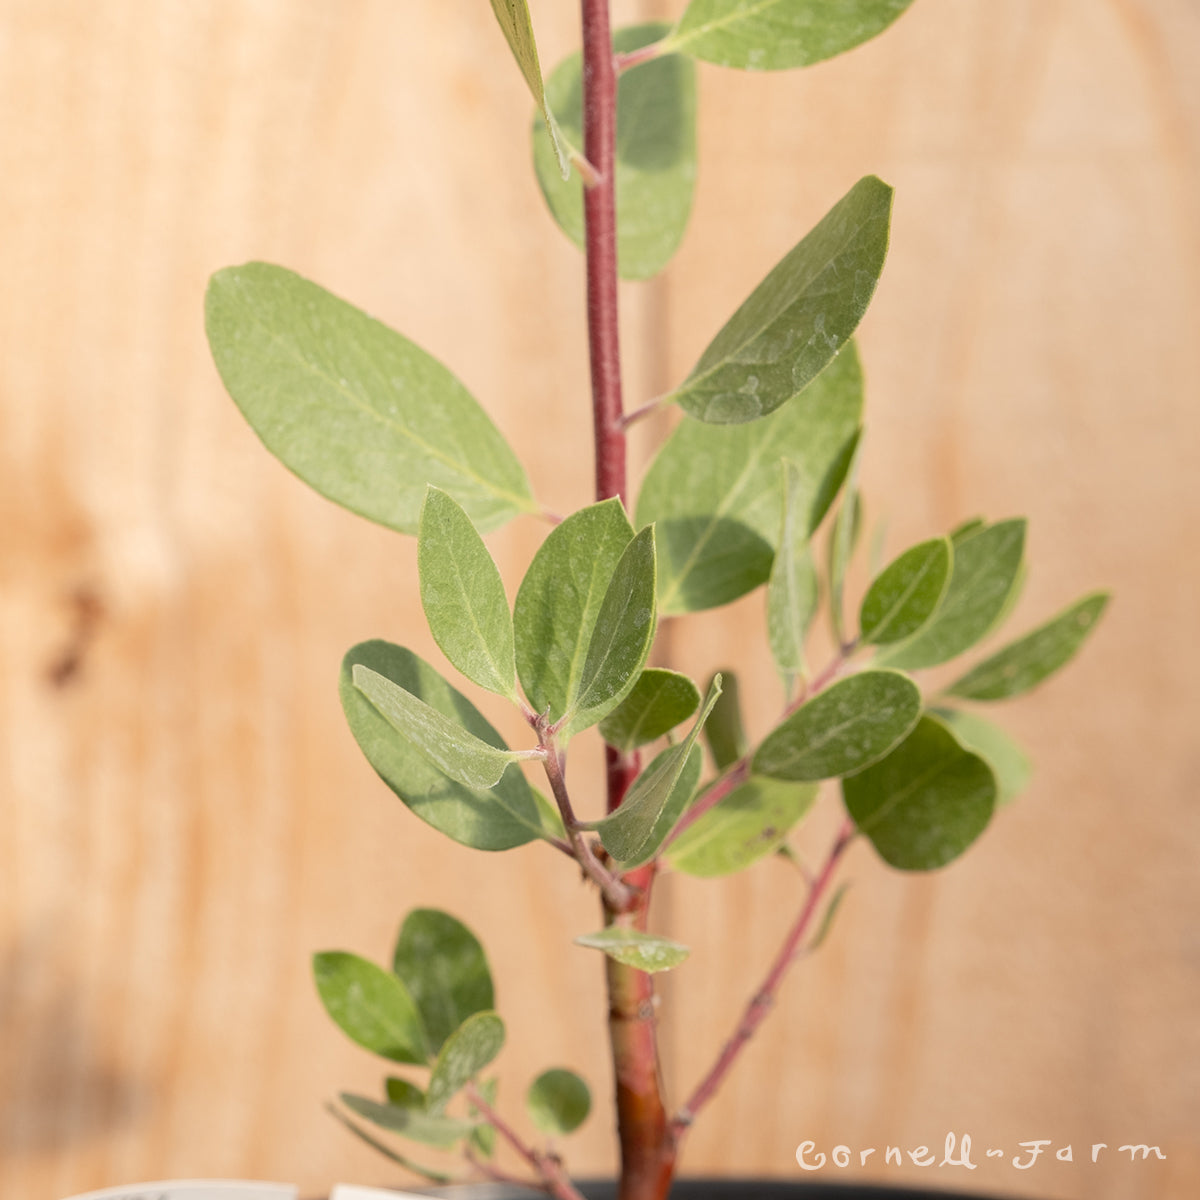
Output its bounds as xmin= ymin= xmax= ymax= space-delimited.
xmin=205 ymin=264 xmax=535 ymax=534
xmin=340 ymin=1093 xmax=477 ymax=1149
xmin=637 ymin=345 xmax=862 ymax=613
xmin=754 ymin=670 xmax=921 ymax=782
xmin=934 ymin=708 xmax=1031 ymax=808
xmin=881 ymin=519 xmax=1027 ymax=670
xmin=533 ymin=25 xmax=697 ymax=280
xmin=561 ymin=525 xmax=658 ymax=738
xmin=842 ymin=714 xmax=997 ymax=870
xmin=526 ymin=1069 xmax=592 ymax=1136
xmin=419 ymin=488 xmax=517 ymax=699
xmin=313 ymin=952 xmax=428 ymax=1065
xmin=859 ymin=537 xmax=952 ymax=645
xmin=598 ymin=668 xmax=702 ymax=751
xmin=393 ymin=910 xmax=495 ymax=1055
xmin=340 ymin=641 xmax=545 ymax=851
xmin=666 ymin=0 xmax=916 ymax=71
xmin=944 ymin=591 xmax=1110 ymax=701
xmin=666 ymin=776 xmax=818 ymax=877
xmin=385 ymin=1077 xmax=426 ymax=1108
xmin=427 ymin=1012 xmax=506 ymax=1114
xmin=514 ymin=498 xmax=635 ymax=727
xmin=574 ymin=928 xmax=690 ymax=974
xmin=352 ymin=664 xmax=529 ymax=790
xmin=667 ymin=177 xmax=892 ymax=424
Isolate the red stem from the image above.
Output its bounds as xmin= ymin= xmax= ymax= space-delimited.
xmin=671 ymin=818 xmax=856 ymax=1137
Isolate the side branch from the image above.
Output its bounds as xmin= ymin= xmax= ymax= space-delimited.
xmin=670 ymin=817 xmax=857 ymax=1137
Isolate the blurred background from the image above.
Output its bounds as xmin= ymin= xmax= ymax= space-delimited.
xmin=1 ymin=1 xmax=1197 ymax=1198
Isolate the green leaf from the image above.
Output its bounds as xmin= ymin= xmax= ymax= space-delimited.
xmin=526 ymin=1069 xmax=592 ymax=1136
xmin=385 ymin=1077 xmax=426 ymax=1109
xmin=561 ymin=526 xmax=658 ymax=738
xmin=591 ymin=678 xmax=721 ymax=863
xmin=842 ymin=714 xmax=996 ymax=870
xmin=665 ymin=0 xmax=916 ymax=70
xmin=666 ymin=776 xmax=818 ymax=877
xmin=488 ymin=0 xmax=568 ymax=176
xmin=767 ymin=460 xmax=821 ymax=682
xmin=807 ymin=883 xmax=851 ymax=952
xmin=934 ymin=708 xmax=1031 ymax=807
xmin=637 ymin=345 xmax=862 ymax=613
xmin=313 ymin=952 xmax=428 ymax=1065
xmin=598 ymin=668 xmax=702 ymax=751
xmin=393 ymin=910 xmax=495 ymax=1055
xmin=619 ymin=744 xmax=704 ymax=870
xmin=534 ymin=25 xmax=697 ymax=280
xmin=703 ymin=670 xmax=746 ymax=770
xmin=205 ymin=264 xmax=535 ymax=534
xmin=859 ymin=537 xmax=952 ymax=645
xmin=944 ymin=591 xmax=1110 ymax=701
xmin=667 ymin=177 xmax=892 ymax=424
xmin=753 ymin=669 xmax=920 ymax=781
xmin=827 ymin=453 xmax=863 ymax=647
xmin=513 ymin=497 xmax=635 ymax=727
xmin=419 ymin=487 xmax=517 ymax=699
xmin=327 ymin=1103 xmax=455 ymax=1182
xmin=574 ymin=928 xmax=690 ymax=973
xmin=340 ymin=1093 xmax=478 ymax=1149
xmin=340 ymin=641 xmax=546 ymax=851
xmin=880 ymin=519 xmax=1027 ymax=670
xmin=353 ymin=664 xmax=532 ymax=790
xmin=427 ymin=1011 xmax=506 ymax=1114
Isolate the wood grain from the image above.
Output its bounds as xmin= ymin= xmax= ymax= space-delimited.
xmin=1 ymin=2 xmax=1196 ymax=1198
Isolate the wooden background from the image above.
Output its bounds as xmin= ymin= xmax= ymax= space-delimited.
xmin=2 ymin=1 xmax=1197 ymax=1198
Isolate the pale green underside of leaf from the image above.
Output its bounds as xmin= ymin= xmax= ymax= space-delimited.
xmin=427 ymin=1011 xmax=505 ymax=1114
xmin=205 ymin=264 xmax=535 ymax=534
xmin=419 ymin=487 xmax=517 ymax=698
xmin=526 ymin=1069 xmax=592 ymax=1136
xmin=754 ymin=669 xmax=921 ymax=782
xmin=574 ymin=928 xmax=691 ymax=973
xmin=533 ymin=24 xmax=697 ymax=280
xmin=514 ymin=498 xmax=635 ymax=729
xmin=666 ymin=0 xmax=917 ymax=71
xmin=668 ymin=176 xmax=892 ymax=423
xmin=666 ymin=776 xmax=817 ymax=877
xmin=842 ymin=714 xmax=996 ymax=871
xmin=392 ymin=909 xmax=495 ymax=1056
xmin=353 ymin=665 xmax=525 ymax=790
xmin=637 ymin=345 xmax=862 ymax=613
xmin=618 ymin=744 xmax=704 ymax=871
xmin=879 ymin=519 xmax=1027 ymax=671
xmin=340 ymin=1093 xmax=479 ymax=1148
xmin=313 ymin=951 xmax=429 ymax=1065
xmin=945 ymin=591 xmax=1110 ymax=701
xmin=597 ymin=668 xmax=702 ymax=750
xmin=859 ymin=536 xmax=952 ymax=645
xmin=933 ymin=707 xmax=1031 ymax=807
xmin=340 ymin=642 xmax=547 ymax=851
xmin=767 ymin=459 xmax=821 ymax=677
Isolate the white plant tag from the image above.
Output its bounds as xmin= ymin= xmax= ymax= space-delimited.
xmin=62 ymin=1182 xmax=297 ymax=1200
xmin=330 ymin=1188 xmax=430 ymax=1200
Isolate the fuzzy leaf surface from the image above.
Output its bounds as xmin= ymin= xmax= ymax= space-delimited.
xmin=667 ymin=177 xmax=891 ymax=423
xmin=574 ymin=928 xmax=690 ymax=973
xmin=340 ymin=1093 xmax=478 ymax=1148
xmin=767 ymin=460 xmax=821 ymax=679
xmin=637 ymin=346 xmax=862 ymax=612
xmin=526 ymin=1069 xmax=592 ymax=1136
xmin=533 ymin=24 xmax=696 ymax=279
xmin=666 ymin=776 xmax=817 ymax=877
xmin=598 ymin=668 xmax=702 ymax=751
xmin=934 ymin=708 xmax=1031 ymax=807
xmin=313 ymin=952 xmax=428 ymax=1065
xmin=619 ymin=744 xmax=704 ymax=870
xmin=426 ymin=1011 xmax=506 ymax=1114
xmin=514 ymin=498 xmax=634 ymax=729
xmin=859 ymin=537 xmax=952 ymax=645
xmin=340 ymin=642 xmax=545 ymax=850
xmin=419 ymin=488 xmax=516 ymax=699
xmin=880 ymin=520 xmax=1027 ymax=670
xmin=754 ymin=670 xmax=920 ymax=781
xmin=945 ymin=591 xmax=1110 ymax=700
xmin=205 ymin=264 xmax=534 ymax=534
xmin=666 ymin=0 xmax=916 ymax=71
xmin=843 ymin=714 xmax=996 ymax=870
xmin=392 ymin=910 xmax=495 ymax=1055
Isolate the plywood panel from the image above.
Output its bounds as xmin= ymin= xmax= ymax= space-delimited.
xmin=1 ymin=2 xmax=1196 ymax=1199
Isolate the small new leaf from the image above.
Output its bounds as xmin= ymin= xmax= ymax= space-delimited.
xmin=313 ymin=952 xmax=428 ymax=1065
xmin=526 ymin=1069 xmax=592 ymax=1136
xmin=598 ymin=668 xmax=702 ymax=751
xmin=859 ymin=537 xmax=952 ymax=645
xmin=767 ymin=460 xmax=822 ymax=681
xmin=574 ymin=928 xmax=690 ymax=974
xmin=703 ymin=670 xmax=746 ymax=770
xmin=340 ymin=1093 xmax=478 ymax=1149
xmin=426 ymin=1011 xmax=506 ymax=1114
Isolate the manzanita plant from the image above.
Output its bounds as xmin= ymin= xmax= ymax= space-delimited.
xmin=204 ymin=2 xmax=1108 ymax=1198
